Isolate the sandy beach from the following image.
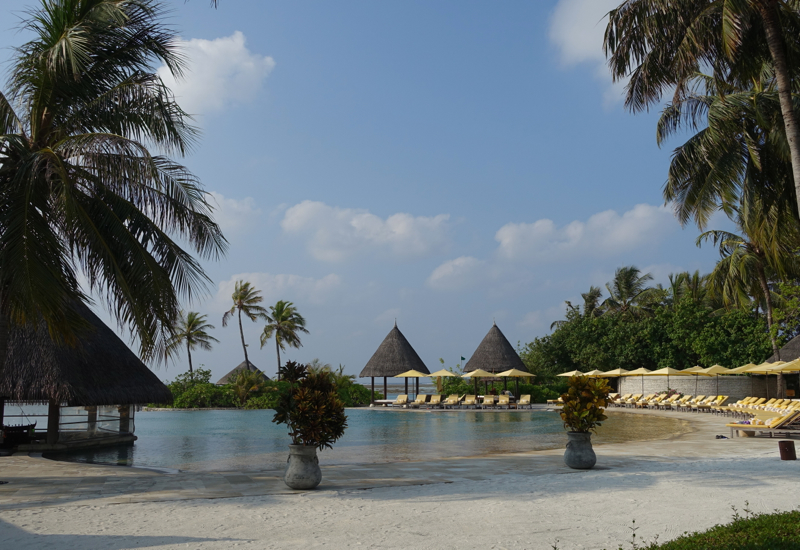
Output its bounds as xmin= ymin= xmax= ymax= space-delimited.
xmin=1 ymin=408 xmax=798 ymax=550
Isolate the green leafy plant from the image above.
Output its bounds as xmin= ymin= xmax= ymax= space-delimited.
xmin=559 ymin=376 xmax=610 ymax=433
xmin=273 ymin=360 xmax=347 ymax=449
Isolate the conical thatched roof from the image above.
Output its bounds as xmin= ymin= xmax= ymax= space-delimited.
xmin=464 ymin=323 xmax=527 ymax=374
xmin=0 ymin=302 xmax=172 ymax=406
xmin=360 ymin=324 xmax=429 ymax=377
xmin=216 ymin=360 xmax=270 ymax=385
xmin=767 ymin=334 xmax=800 ymax=363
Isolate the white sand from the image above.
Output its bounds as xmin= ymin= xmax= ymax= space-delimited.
xmin=2 ymin=411 xmax=799 ymax=549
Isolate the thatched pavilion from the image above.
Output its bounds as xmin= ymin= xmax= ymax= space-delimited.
xmin=216 ymin=360 xmax=270 ymax=385
xmin=360 ymin=323 xmax=429 ymax=403
xmin=464 ymin=322 xmax=527 ymax=394
xmin=0 ymin=302 xmax=172 ymax=451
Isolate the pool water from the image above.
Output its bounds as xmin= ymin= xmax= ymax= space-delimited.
xmin=45 ymin=409 xmax=690 ymax=472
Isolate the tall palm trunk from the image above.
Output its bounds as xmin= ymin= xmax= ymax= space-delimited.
xmin=0 ymin=312 xmax=7 ymax=428
xmin=238 ymin=308 xmax=249 ymax=364
xmin=759 ymin=0 xmax=800 ymax=215
xmin=275 ymin=338 xmax=281 ymax=381
xmin=186 ymin=341 xmax=193 ymax=376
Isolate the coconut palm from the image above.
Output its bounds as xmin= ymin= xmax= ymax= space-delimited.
xmin=260 ymin=300 xmax=309 ymax=377
xmin=604 ymin=0 xmax=800 ymax=216
xmin=231 ymin=367 xmax=265 ymax=407
xmin=698 ymin=197 xmax=800 ymax=358
xmin=166 ymin=311 xmax=218 ymax=376
xmin=222 ymin=281 xmax=267 ymax=365
xmin=582 ymin=286 xmax=604 ymax=318
xmin=602 ymin=266 xmax=657 ymax=318
xmin=0 ymin=0 xmax=226 ymax=376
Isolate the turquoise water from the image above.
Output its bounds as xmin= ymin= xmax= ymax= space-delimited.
xmin=44 ymin=409 xmax=689 ymax=472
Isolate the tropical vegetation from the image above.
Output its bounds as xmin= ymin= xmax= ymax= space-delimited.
xmin=260 ymin=300 xmax=308 ymax=377
xmin=559 ymin=376 xmax=610 ymax=433
xmin=166 ymin=312 xmax=218 ymax=376
xmin=222 ymin=280 xmax=267 ymax=365
xmin=0 ymin=0 xmax=226 ymax=382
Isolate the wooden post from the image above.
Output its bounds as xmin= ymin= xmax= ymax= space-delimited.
xmin=383 ymin=377 xmax=388 ymax=401
xmin=86 ymin=406 xmax=97 ymax=435
xmin=47 ymin=399 xmax=60 ymax=444
xmin=118 ymin=405 xmax=131 ymax=434
xmin=0 ymin=397 xmax=4 ymax=445
xmin=371 ymin=377 xmax=375 ymax=404
xmin=405 ymin=378 xmax=408 ymax=396
xmin=416 ymin=378 xmax=419 ymax=397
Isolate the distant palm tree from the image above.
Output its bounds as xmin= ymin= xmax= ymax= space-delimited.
xmin=582 ymin=286 xmax=603 ymax=318
xmin=223 ymin=281 xmax=267 ymax=365
xmin=166 ymin=312 xmax=218 ymax=376
xmin=602 ymin=266 xmax=657 ymax=318
xmin=260 ymin=300 xmax=309 ymax=378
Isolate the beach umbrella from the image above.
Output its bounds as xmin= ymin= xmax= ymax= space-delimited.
xmin=698 ymin=365 xmax=731 ymax=396
xmin=681 ymin=366 xmax=707 ymax=393
xmin=583 ymin=370 xmax=606 ymax=377
xmin=396 ymin=369 xmax=427 ymax=398
xmin=727 ymin=363 xmax=759 ymax=395
xmin=496 ymin=368 xmax=535 ymax=400
xmin=427 ymin=368 xmax=459 ymax=393
xmin=773 ymin=359 xmax=800 ymax=398
xmin=599 ymin=368 xmax=629 ymax=377
xmin=643 ymin=367 xmax=693 ymax=392
xmin=557 ymin=370 xmax=585 ymax=377
xmin=683 ymin=366 xmax=705 ymax=372
xmin=462 ymin=369 xmax=497 ymax=394
xmin=743 ymin=362 xmax=785 ymax=398
xmin=622 ymin=367 xmax=652 ymax=393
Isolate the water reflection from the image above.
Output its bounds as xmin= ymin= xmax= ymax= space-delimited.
xmin=45 ymin=409 xmax=690 ymax=472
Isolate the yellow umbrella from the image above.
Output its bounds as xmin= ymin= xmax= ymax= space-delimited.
xmin=744 ymin=362 xmax=785 ymax=398
xmin=772 ymin=358 xmax=800 ymax=372
xmin=583 ymin=370 xmax=605 ymax=377
xmin=496 ymin=369 xmax=535 ymax=399
xmin=727 ymin=363 xmax=757 ymax=374
xmin=644 ymin=367 xmax=695 ymax=392
xmin=427 ymin=369 xmax=459 ymax=377
xmin=683 ymin=365 xmax=706 ymax=372
xmin=396 ymin=369 xmax=428 ymax=399
xmin=557 ymin=370 xmax=585 ymax=377
xmin=599 ymin=368 xmax=629 ymax=377
xmin=462 ymin=369 xmax=496 ymax=394
xmin=698 ymin=365 xmax=732 ymax=395
xmin=621 ymin=367 xmax=652 ymax=393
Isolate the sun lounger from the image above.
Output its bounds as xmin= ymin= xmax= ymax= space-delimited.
xmin=627 ymin=394 xmax=649 ymax=407
xmin=668 ymin=395 xmax=692 ymax=410
xmin=612 ymin=394 xmax=632 ymax=407
xmin=657 ymin=394 xmax=682 ymax=409
xmin=700 ymin=396 xmax=728 ymax=412
xmin=546 ymin=397 xmax=564 ymax=405
xmin=640 ymin=394 xmax=666 ymax=408
xmin=426 ymin=395 xmax=442 ymax=408
xmin=392 ymin=394 xmax=408 ymax=407
xmin=482 ymin=395 xmax=496 ymax=409
xmin=443 ymin=394 xmax=460 ymax=408
xmin=518 ymin=394 xmax=531 ymax=409
xmin=497 ymin=395 xmax=511 ymax=409
xmin=727 ymin=411 xmax=800 ymax=438
xmin=463 ymin=395 xmax=477 ymax=409
xmin=410 ymin=394 xmax=428 ymax=407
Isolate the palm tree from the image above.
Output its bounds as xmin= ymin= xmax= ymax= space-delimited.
xmin=604 ymin=0 xmax=800 ymax=216
xmin=0 ymin=0 xmax=226 ymax=378
xmin=166 ymin=312 xmax=218 ymax=376
xmin=222 ymin=281 xmax=267 ymax=365
xmin=260 ymin=300 xmax=309 ymax=378
xmin=582 ymin=286 xmax=603 ymax=318
xmin=602 ymin=266 xmax=657 ymax=318
xmin=698 ymin=197 xmax=800 ymax=358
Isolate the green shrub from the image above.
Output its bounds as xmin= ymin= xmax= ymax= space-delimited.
xmin=243 ymin=381 xmax=291 ymax=409
xmin=339 ymin=383 xmax=375 ymax=406
xmin=173 ymin=383 xmax=236 ymax=408
xmin=637 ymin=509 xmax=800 ymax=550
xmin=559 ymin=376 xmax=610 ymax=433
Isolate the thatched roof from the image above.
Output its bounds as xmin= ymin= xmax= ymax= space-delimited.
xmin=767 ymin=334 xmax=800 ymax=363
xmin=463 ymin=323 xmax=527 ymax=374
xmin=360 ymin=324 xmax=429 ymax=377
xmin=0 ymin=302 xmax=172 ymax=406
xmin=216 ymin=360 xmax=270 ymax=385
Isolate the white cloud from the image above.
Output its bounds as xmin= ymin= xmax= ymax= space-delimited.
xmin=495 ymin=204 xmax=676 ymax=262
xmin=216 ymin=272 xmax=341 ymax=307
xmin=549 ymin=0 xmax=625 ymax=106
xmin=281 ymin=200 xmax=451 ymax=262
xmin=209 ymin=191 xmax=262 ymax=235
xmin=427 ymin=256 xmax=486 ymax=291
xmin=158 ymin=31 xmax=275 ymax=115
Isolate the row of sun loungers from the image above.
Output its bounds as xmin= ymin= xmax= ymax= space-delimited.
xmin=607 ymin=393 xmax=730 ymax=411
xmin=725 ymin=409 xmax=800 ymax=438
xmin=390 ymin=394 xmax=533 ymax=409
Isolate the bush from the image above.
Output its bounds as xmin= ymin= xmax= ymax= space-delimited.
xmin=243 ymin=381 xmax=291 ymax=409
xmin=339 ymin=383 xmax=375 ymax=407
xmin=173 ymin=383 xmax=236 ymax=408
xmin=638 ymin=509 xmax=800 ymax=550
xmin=559 ymin=376 xmax=610 ymax=433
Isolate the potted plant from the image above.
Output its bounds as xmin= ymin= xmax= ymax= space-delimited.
xmin=273 ymin=361 xmax=347 ymax=489
xmin=559 ymin=375 xmax=610 ymax=469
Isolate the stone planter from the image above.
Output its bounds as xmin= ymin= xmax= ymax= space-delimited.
xmin=284 ymin=444 xmax=322 ymax=489
xmin=564 ymin=431 xmax=596 ymax=469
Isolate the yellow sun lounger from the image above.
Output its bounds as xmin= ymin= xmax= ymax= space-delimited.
xmin=463 ymin=395 xmax=478 ymax=408
xmin=727 ymin=411 xmax=800 ymax=437
xmin=497 ymin=395 xmax=511 ymax=409
xmin=518 ymin=394 xmax=532 ymax=409
xmin=411 ymin=394 xmax=428 ymax=407
xmin=443 ymin=394 xmax=460 ymax=408
xmin=426 ymin=395 xmax=442 ymax=408
xmin=392 ymin=395 xmax=408 ymax=407
xmin=482 ymin=395 xmax=496 ymax=409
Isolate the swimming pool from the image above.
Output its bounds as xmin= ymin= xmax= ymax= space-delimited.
xmin=45 ymin=409 xmax=690 ymax=472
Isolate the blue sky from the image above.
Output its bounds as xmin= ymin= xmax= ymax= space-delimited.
xmin=1 ymin=0 xmax=730 ymax=382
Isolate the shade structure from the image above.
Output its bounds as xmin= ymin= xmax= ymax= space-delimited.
xmin=772 ymin=358 xmax=800 ymax=372
xmin=583 ymin=370 xmax=605 ymax=377
xmin=727 ymin=363 xmax=758 ymax=374
xmin=746 ymin=361 xmax=785 ymax=374
xmin=621 ymin=367 xmax=652 ymax=393
xmin=463 ymin=322 xmax=527 ymax=374
xmin=396 ymin=370 xmax=428 ymax=378
xmin=557 ymin=370 xmax=585 ymax=377
xmin=0 ymin=301 xmax=172 ymax=406
xmin=462 ymin=369 xmax=497 ymax=395
xmin=495 ymin=369 xmax=535 ymax=378
xmin=683 ymin=366 xmax=706 ymax=373
xmin=360 ymin=323 xmax=429 ymax=403
xmin=216 ymin=360 xmax=270 ymax=385
xmin=428 ymin=369 xmax=459 ymax=377
xmin=698 ymin=365 xmax=731 ymax=395
xmin=599 ymin=368 xmax=629 ymax=377
xmin=644 ymin=367 xmax=695 ymax=391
